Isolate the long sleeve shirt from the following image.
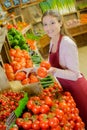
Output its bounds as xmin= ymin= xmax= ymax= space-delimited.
xmin=49 ymin=36 xmax=82 ymax=81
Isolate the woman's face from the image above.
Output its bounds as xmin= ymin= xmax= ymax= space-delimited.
xmin=42 ymin=15 xmax=62 ymax=38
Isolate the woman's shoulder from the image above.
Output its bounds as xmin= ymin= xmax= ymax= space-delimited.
xmin=60 ymin=35 xmax=77 ymax=53
xmin=61 ymin=35 xmax=77 ymax=47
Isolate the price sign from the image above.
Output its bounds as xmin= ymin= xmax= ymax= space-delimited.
xmin=3 ymin=0 xmax=12 ymax=8
xmin=13 ymin=0 xmax=20 ymax=6
xmin=21 ymin=0 xmax=30 ymax=4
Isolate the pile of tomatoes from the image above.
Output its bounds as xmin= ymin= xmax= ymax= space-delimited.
xmin=4 ymin=48 xmax=33 ymax=81
xmin=0 ymin=90 xmax=24 ymax=129
xmin=4 ymin=53 xmax=51 ymax=85
xmin=11 ymin=82 xmax=85 ymax=130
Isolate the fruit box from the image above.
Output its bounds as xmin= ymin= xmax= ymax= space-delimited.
xmin=6 ymin=92 xmax=28 ymax=130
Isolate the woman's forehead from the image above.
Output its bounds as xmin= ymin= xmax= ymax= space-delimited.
xmin=43 ymin=15 xmax=57 ymax=21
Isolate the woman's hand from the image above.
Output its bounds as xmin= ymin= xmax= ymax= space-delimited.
xmin=48 ymin=67 xmax=56 ymax=75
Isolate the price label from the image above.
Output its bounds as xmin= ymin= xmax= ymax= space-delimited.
xmin=13 ymin=0 xmax=20 ymax=6
xmin=21 ymin=0 xmax=30 ymax=3
xmin=3 ymin=0 xmax=12 ymax=8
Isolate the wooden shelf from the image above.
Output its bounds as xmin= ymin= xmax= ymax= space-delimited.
xmin=1 ymin=0 xmax=45 ymax=10
xmin=67 ymin=23 xmax=87 ymax=37
xmin=21 ymin=24 xmax=32 ymax=35
xmin=21 ymin=0 xmax=45 ymax=8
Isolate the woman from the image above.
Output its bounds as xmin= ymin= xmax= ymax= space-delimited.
xmin=42 ymin=9 xmax=87 ymax=128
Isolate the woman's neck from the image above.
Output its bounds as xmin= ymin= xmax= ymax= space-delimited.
xmin=51 ymin=34 xmax=60 ymax=45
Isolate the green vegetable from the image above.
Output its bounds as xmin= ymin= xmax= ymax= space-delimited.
xmin=40 ymin=75 xmax=54 ymax=88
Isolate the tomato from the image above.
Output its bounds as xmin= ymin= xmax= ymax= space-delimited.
xmin=27 ymin=100 xmax=34 ymax=110
xmin=38 ymin=114 xmax=48 ymax=121
xmin=40 ymin=104 xmax=50 ymax=114
xmin=9 ymin=49 xmax=16 ymax=57
xmin=0 ymin=123 xmax=6 ymax=130
xmin=40 ymin=120 xmax=49 ymax=129
xmin=15 ymin=71 xmax=26 ymax=81
xmin=10 ymin=127 xmax=18 ymax=130
xmin=49 ymin=117 xmax=59 ymax=128
xmin=21 ymin=78 xmax=30 ymax=85
xmin=40 ymin=61 xmax=51 ymax=70
xmin=51 ymin=125 xmax=61 ymax=130
xmin=55 ymin=108 xmax=64 ymax=121
xmin=6 ymin=72 xmax=15 ymax=81
xmin=22 ymin=112 xmax=31 ymax=119
xmin=37 ymin=67 xmax=47 ymax=78
xmin=32 ymin=120 xmax=40 ymax=130
xmin=60 ymin=117 xmax=67 ymax=126
xmin=4 ymin=63 xmax=14 ymax=73
xmin=7 ymin=24 xmax=13 ymax=30
xmin=74 ymin=122 xmax=82 ymax=130
xmin=29 ymin=73 xmax=39 ymax=83
xmin=13 ymin=63 xmax=22 ymax=72
xmin=16 ymin=118 xmax=24 ymax=127
xmin=22 ymin=120 xmax=32 ymax=129
xmin=32 ymin=105 xmax=40 ymax=114
xmin=25 ymin=60 xmax=33 ymax=68
xmin=45 ymin=96 xmax=53 ymax=107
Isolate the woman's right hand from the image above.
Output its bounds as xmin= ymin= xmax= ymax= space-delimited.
xmin=48 ymin=67 xmax=56 ymax=75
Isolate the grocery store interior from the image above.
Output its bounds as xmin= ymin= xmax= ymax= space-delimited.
xmin=0 ymin=0 xmax=87 ymax=129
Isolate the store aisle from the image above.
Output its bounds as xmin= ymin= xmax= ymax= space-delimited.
xmin=78 ymin=46 xmax=87 ymax=78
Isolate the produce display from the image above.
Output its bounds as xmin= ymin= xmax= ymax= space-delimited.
xmin=40 ymin=0 xmax=76 ymax=14
xmin=0 ymin=90 xmax=25 ymax=129
xmin=10 ymin=83 xmax=85 ymax=130
xmin=0 ymin=16 xmax=86 ymax=130
xmin=80 ymin=14 xmax=87 ymax=24
xmin=7 ymin=28 xmax=29 ymax=51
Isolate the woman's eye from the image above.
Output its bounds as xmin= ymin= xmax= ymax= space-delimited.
xmin=51 ymin=22 xmax=55 ymax=24
xmin=43 ymin=23 xmax=47 ymax=26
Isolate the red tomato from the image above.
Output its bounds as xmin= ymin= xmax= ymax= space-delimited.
xmin=7 ymin=24 xmax=13 ymax=30
xmin=29 ymin=73 xmax=39 ymax=83
xmin=4 ymin=63 xmax=14 ymax=73
xmin=27 ymin=100 xmax=34 ymax=110
xmin=74 ymin=122 xmax=82 ymax=130
xmin=21 ymin=78 xmax=30 ymax=85
xmin=38 ymin=114 xmax=48 ymax=121
xmin=40 ymin=104 xmax=50 ymax=114
xmin=16 ymin=118 xmax=24 ymax=127
xmin=40 ymin=120 xmax=49 ymax=129
xmin=22 ymin=120 xmax=32 ymax=129
xmin=13 ymin=63 xmax=22 ymax=72
xmin=45 ymin=96 xmax=53 ymax=107
xmin=22 ymin=112 xmax=31 ymax=119
xmin=9 ymin=48 xmax=16 ymax=57
xmin=10 ymin=127 xmax=18 ymax=130
xmin=6 ymin=72 xmax=15 ymax=81
xmin=51 ymin=125 xmax=61 ymax=130
xmin=55 ymin=108 xmax=64 ymax=121
xmin=32 ymin=105 xmax=41 ymax=114
xmin=40 ymin=61 xmax=51 ymax=70
xmin=37 ymin=67 xmax=47 ymax=78
xmin=15 ymin=71 xmax=26 ymax=81
xmin=32 ymin=120 xmax=40 ymax=130
xmin=49 ymin=117 xmax=59 ymax=128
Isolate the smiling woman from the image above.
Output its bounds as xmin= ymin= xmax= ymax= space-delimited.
xmin=42 ymin=9 xmax=87 ymax=128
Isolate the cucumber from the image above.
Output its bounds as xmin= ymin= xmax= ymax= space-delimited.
xmin=40 ymin=75 xmax=54 ymax=88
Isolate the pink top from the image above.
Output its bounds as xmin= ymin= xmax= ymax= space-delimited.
xmin=49 ymin=36 xmax=82 ymax=80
